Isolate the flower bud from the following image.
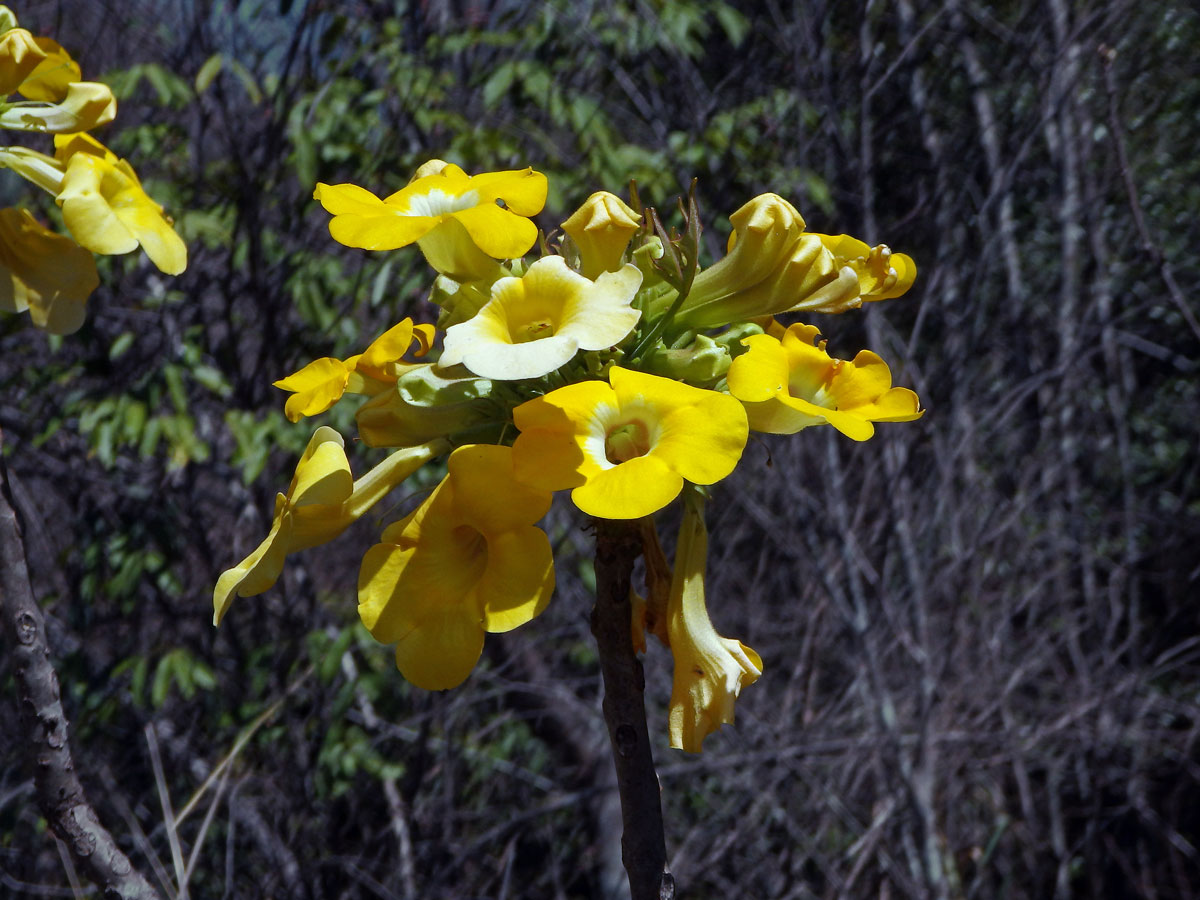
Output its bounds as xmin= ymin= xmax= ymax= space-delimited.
xmin=561 ymin=191 xmax=642 ymax=280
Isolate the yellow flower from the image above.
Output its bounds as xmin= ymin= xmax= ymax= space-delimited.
xmin=668 ymin=193 xmax=915 ymax=329
xmin=666 ymin=493 xmax=761 ymax=753
xmin=561 ymin=190 xmax=642 ymax=280
xmin=816 ymin=233 xmax=916 ymax=302
xmin=273 ymin=318 xmax=436 ymax=422
xmin=0 ymin=206 xmax=97 ymax=334
xmin=314 ymin=160 xmax=547 ymax=280
xmin=726 ymin=323 xmax=923 ymax=440
xmin=512 ymin=366 xmax=748 ymax=519
xmin=440 ymin=256 xmax=642 ymax=380
xmin=358 ymin=444 xmax=555 ymax=690
xmin=54 ymin=133 xmax=187 ymax=274
xmin=213 ymin=428 xmax=447 ymax=625
xmin=0 ymin=80 xmax=116 ymax=133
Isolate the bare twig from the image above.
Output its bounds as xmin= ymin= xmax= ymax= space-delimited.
xmin=0 ymin=427 xmax=162 ymax=900
xmin=590 ymin=518 xmax=673 ymax=900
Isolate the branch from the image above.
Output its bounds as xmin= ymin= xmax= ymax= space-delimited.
xmin=590 ymin=518 xmax=674 ymax=900
xmin=0 ymin=428 xmax=163 ymax=900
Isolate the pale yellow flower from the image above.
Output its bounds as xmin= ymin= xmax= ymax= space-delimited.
xmin=440 ymin=256 xmax=642 ymax=380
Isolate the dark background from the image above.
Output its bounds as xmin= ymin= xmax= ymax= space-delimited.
xmin=1 ymin=0 xmax=1198 ymax=897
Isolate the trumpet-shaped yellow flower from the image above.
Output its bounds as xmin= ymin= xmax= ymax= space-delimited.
xmin=314 ymin=161 xmax=547 ymax=280
xmin=0 ymin=206 xmax=97 ymax=334
xmin=726 ymin=323 xmax=923 ymax=440
xmin=512 ymin=366 xmax=748 ymax=519
xmin=668 ymin=193 xmax=915 ymax=328
xmin=0 ymin=80 xmax=116 ymax=133
xmin=54 ymin=133 xmax=187 ymax=274
xmin=561 ymin=190 xmax=642 ymax=279
xmin=358 ymin=444 xmax=555 ymax=690
xmin=440 ymin=256 xmax=642 ymax=380
xmin=667 ymin=494 xmax=761 ymax=753
xmin=213 ymin=428 xmax=447 ymax=625
xmin=273 ymin=319 xmax=436 ymax=422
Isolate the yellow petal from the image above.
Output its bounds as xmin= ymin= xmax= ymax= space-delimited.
xmin=288 ymin=426 xmax=353 ymax=506
xmin=273 ymin=357 xmax=351 ymax=421
xmin=478 ymin=526 xmax=555 ymax=633
xmin=446 ymin=444 xmax=551 ymax=535
xmin=468 ymin=166 xmax=548 ymax=216
xmin=394 ymin=609 xmax=486 ymax=691
xmin=356 ymin=318 xmax=416 ymax=377
xmin=448 ymin=202 xmax=540 ymax=261
xmin=571 ymin=454 xmax=682 ymax=520
xmin=212 ymin=494 xmax=292 ymax=625
xmin=17 ymin=36 xmax=81 ymax=101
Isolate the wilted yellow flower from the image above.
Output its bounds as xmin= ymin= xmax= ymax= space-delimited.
xmin=14 ymin=34 xmax=81 ymax=101
xmin=667 ymin=495 xmax=761 ymax=752
xmin=0 ymin=206 xmax=96 ymax=334
xmin=512 ymin=366 xmax=748 ymax=519
xmin=213 ymin=428 xmax=446 ymax=625
xmin=561 ymin=190 xmax=642 ymax=279
xmin=54 ymin=133 xmax=187 ymax=274
xmin=273 ymin=318 xmax=436 ymax=422
xmin=314 ymin=160 xmax=547 ymax=280
xmin=726 ymin=322 xmax=923 ymax=440
xmin=440 ymin=256 xmax=642 ymax=380
xmin=358 ymin=444 xmax=555 ymax=690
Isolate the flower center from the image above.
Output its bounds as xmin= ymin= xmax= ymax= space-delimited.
xmin=604 ymin=420 xmax=651 ymax=464
xmin=514 ymin=317 xmax=555 ymax=343
xmin=403 ymin=188 xmax=481 ymax=218
xmin=450 ymin=524 xmax=489 ymax=583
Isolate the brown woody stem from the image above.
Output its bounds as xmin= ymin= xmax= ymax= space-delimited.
xmin=0 ymin=429 xmax=163 ymax=900
xmin=590 ymin=517 xmax=674 ymax=900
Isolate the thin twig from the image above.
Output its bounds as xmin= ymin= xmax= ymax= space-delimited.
xmin=0 ymin=427 xmax=163 ymax=900
xmin=590 ymin=518 xmax=674 ymax=900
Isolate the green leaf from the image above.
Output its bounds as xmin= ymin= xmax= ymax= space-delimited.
xmin=194 ymin=54 xmax=224 ymax=95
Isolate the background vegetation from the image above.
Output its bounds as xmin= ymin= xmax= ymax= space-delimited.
xmin=2 ymin=0 xmax=1198 ymax=897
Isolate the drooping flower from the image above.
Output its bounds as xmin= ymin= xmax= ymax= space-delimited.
xmin=726 ymin=322 xmax=923 ymax=440
xmin=14 ymin=34 xmax=81 ymax=101
xmin=0 ymin=206 xmax=97 ymax=334
xmin=561 ymin=190 xmax=642 ymax=280
xmin=314 ymin=160 xmax=547 ymax=281
xmin=512 ymin=366 xmax=748 ymax=519
xmin=273 ymin=318 xmax=436 ymax=422
xmin=440 ymin=256 xmax=643 ymax=380
xmin=54 ymin=133 xmax=187 ymax=274
xmin=358 ymin=444 xmax=555 ymax=690
xmin=213 ymin=428 xmax=447 ymax=625
xmin=666 ymin=493 xmax=761 ymax=753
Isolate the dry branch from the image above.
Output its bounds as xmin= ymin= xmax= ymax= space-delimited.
xmin=0 ymin=428 xmax=162 ymax=900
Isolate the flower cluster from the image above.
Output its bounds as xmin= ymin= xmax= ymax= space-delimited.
xmin=0 ymin=6 xmax=186 ymax=333
xmin=215 ymin=158 xmax=922 ymax=752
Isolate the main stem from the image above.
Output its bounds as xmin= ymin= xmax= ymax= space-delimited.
xmin=0 ymin=429 xmax=163 ymax=900
xmin=590 ymin=518 xmax=673 ymax=900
